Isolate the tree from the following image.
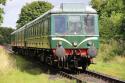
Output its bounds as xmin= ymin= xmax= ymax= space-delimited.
xmin=91 ymin=0 xmax=125 ymax=56
xmin=0 ymin=27 xmax=14 ymax=44
xmin=0 ymin=0 xmax=6 ymax=25
xmin=91 ymin=0 xmax=125 ymax=40
xmin=16 ymin=1 xmax=53 ymax=29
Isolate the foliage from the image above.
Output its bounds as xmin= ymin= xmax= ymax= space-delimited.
xmin=91 ymin=0 xmax=125 ymax=40
xmin=89 ymin=0 xmax=125 ymax=79
xmin=91 ymin=0 xmax=125 ymax=56
xmin=16 ymin=1 xmax=53 ymax=29
xmin=0 ymin=0 xmax=6 ymax=25
xmin=0 ymin=27 xmax=14 ymax=44
xmin=97 ymin=40 xmax=124 ymax=62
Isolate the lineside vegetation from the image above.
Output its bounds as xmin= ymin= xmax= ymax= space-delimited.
xmin=0 ymin=46 xmax=74 ymax=83
xmin=89 ymin=1 xmax=125 ymax=79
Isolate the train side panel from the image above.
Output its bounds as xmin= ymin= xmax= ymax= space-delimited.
xmin=24 ymin=15 xmax=51 ymax=49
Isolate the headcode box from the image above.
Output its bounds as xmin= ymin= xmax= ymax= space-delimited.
xmin=60 ymin=3 xmax=85 ymax=12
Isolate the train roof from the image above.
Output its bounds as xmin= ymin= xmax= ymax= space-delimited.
xmin=11 ymin=3 xmax=97 ymax=35
xmin=51 ymin=3 xmax=97 ymax=13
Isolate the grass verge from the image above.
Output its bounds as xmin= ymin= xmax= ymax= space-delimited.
xmin=88 ymin=41 xmax=125 ymax=80
xmin=0 ymin=47 xmax=74 ymax=83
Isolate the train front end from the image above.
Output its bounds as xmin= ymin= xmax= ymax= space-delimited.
xmin=50 ymin=4 xmax=99 ymax=70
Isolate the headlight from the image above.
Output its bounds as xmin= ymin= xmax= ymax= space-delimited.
xmin=72 ymin=42 xmax=77 ymax=47
xmin=87 ymin=41 xmax=93 ymax=46
xmin=58 ymin=41 xmax=62 ymax=46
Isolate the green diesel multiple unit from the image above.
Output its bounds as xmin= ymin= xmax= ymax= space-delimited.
xmin=11 ymin=3 xmax=99 ymax=70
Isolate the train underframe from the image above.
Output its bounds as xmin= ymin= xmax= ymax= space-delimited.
xmin=12 ymin=46 xmax=92 ymax=71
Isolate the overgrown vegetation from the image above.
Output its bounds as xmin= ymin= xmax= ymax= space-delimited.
xmin=98 ymin=40 xmax=125 ymax=62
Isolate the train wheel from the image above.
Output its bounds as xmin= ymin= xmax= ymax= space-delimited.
xmin=48 ymin=55 xmax=53 ymax=65
xmin=40 ymin=55 xmax=44 ymax=62
xmin=58 ymin=59 xmax=63 ymax=69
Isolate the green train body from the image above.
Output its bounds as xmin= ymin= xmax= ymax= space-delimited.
xmin=11 ymin=3 xmax=99 ymax=70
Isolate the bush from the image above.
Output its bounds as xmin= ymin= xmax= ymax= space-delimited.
xmin=97 ymin=39 xmax=125 ymax=62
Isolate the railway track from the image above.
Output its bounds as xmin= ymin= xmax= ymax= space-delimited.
xmin=4 ymin=46 xmax=125 ymax=83
xmin=84 ymin=70 xmax=125 ymax=83
xmin=59 ymin=69 xmax=125 ymax=83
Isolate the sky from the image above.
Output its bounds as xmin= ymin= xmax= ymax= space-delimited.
xmin=2 ymin=0 xmax=90 ymax=29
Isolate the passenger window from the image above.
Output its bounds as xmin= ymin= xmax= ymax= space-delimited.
xmin=34 ymin=26 xmax=35 ymax=36
xmin=32 ymin=26 xmax=33 ymax=36
xmin=38 ymin=23 xmax=40 ymax=35
xmin=36 ymin=24 xmax=37 ymax=36
xmin=35 ymin=24 xmax=37 ymax=36
xmin=30 ymin=27 xmax=31 ymax=37
xmin=41 ymin=22 xmax=43 ymax=35
xmin=34 ymin=24 xmax=37 ymax=36
xmin=43 ymin=21 xmax=45 ymax=35
xmin=45 ymin=20 xmax=48 ymax=34
xmin=32 ymin=27 xmax=33 ymax=36
xmin=44 ymin=20 xmax=48 ymax=35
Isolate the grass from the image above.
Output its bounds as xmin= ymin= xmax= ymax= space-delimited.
xmin=0 ymin=46 xmax=15 ymax=75
xmin=88 ymin=40 xmax=125 ymax=80
xmin=89 ymin=58 xmax=125 ymax=80
xmin=0 ymin=46 xmax=75 ymax=83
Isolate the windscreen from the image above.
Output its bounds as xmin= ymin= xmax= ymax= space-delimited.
xmin=54 ymin=16 xmax=67 ymax=34
xmin=54 ymin=15 xmax=98 ymax=35
xmin=84 ymin=15 xmax=95 ymax=35
xmin=68 ymin=16 xmax=82 ymax=34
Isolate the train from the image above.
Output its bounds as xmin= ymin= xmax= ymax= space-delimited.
xmin=11 ymin=3 xmax=99 ymax=70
